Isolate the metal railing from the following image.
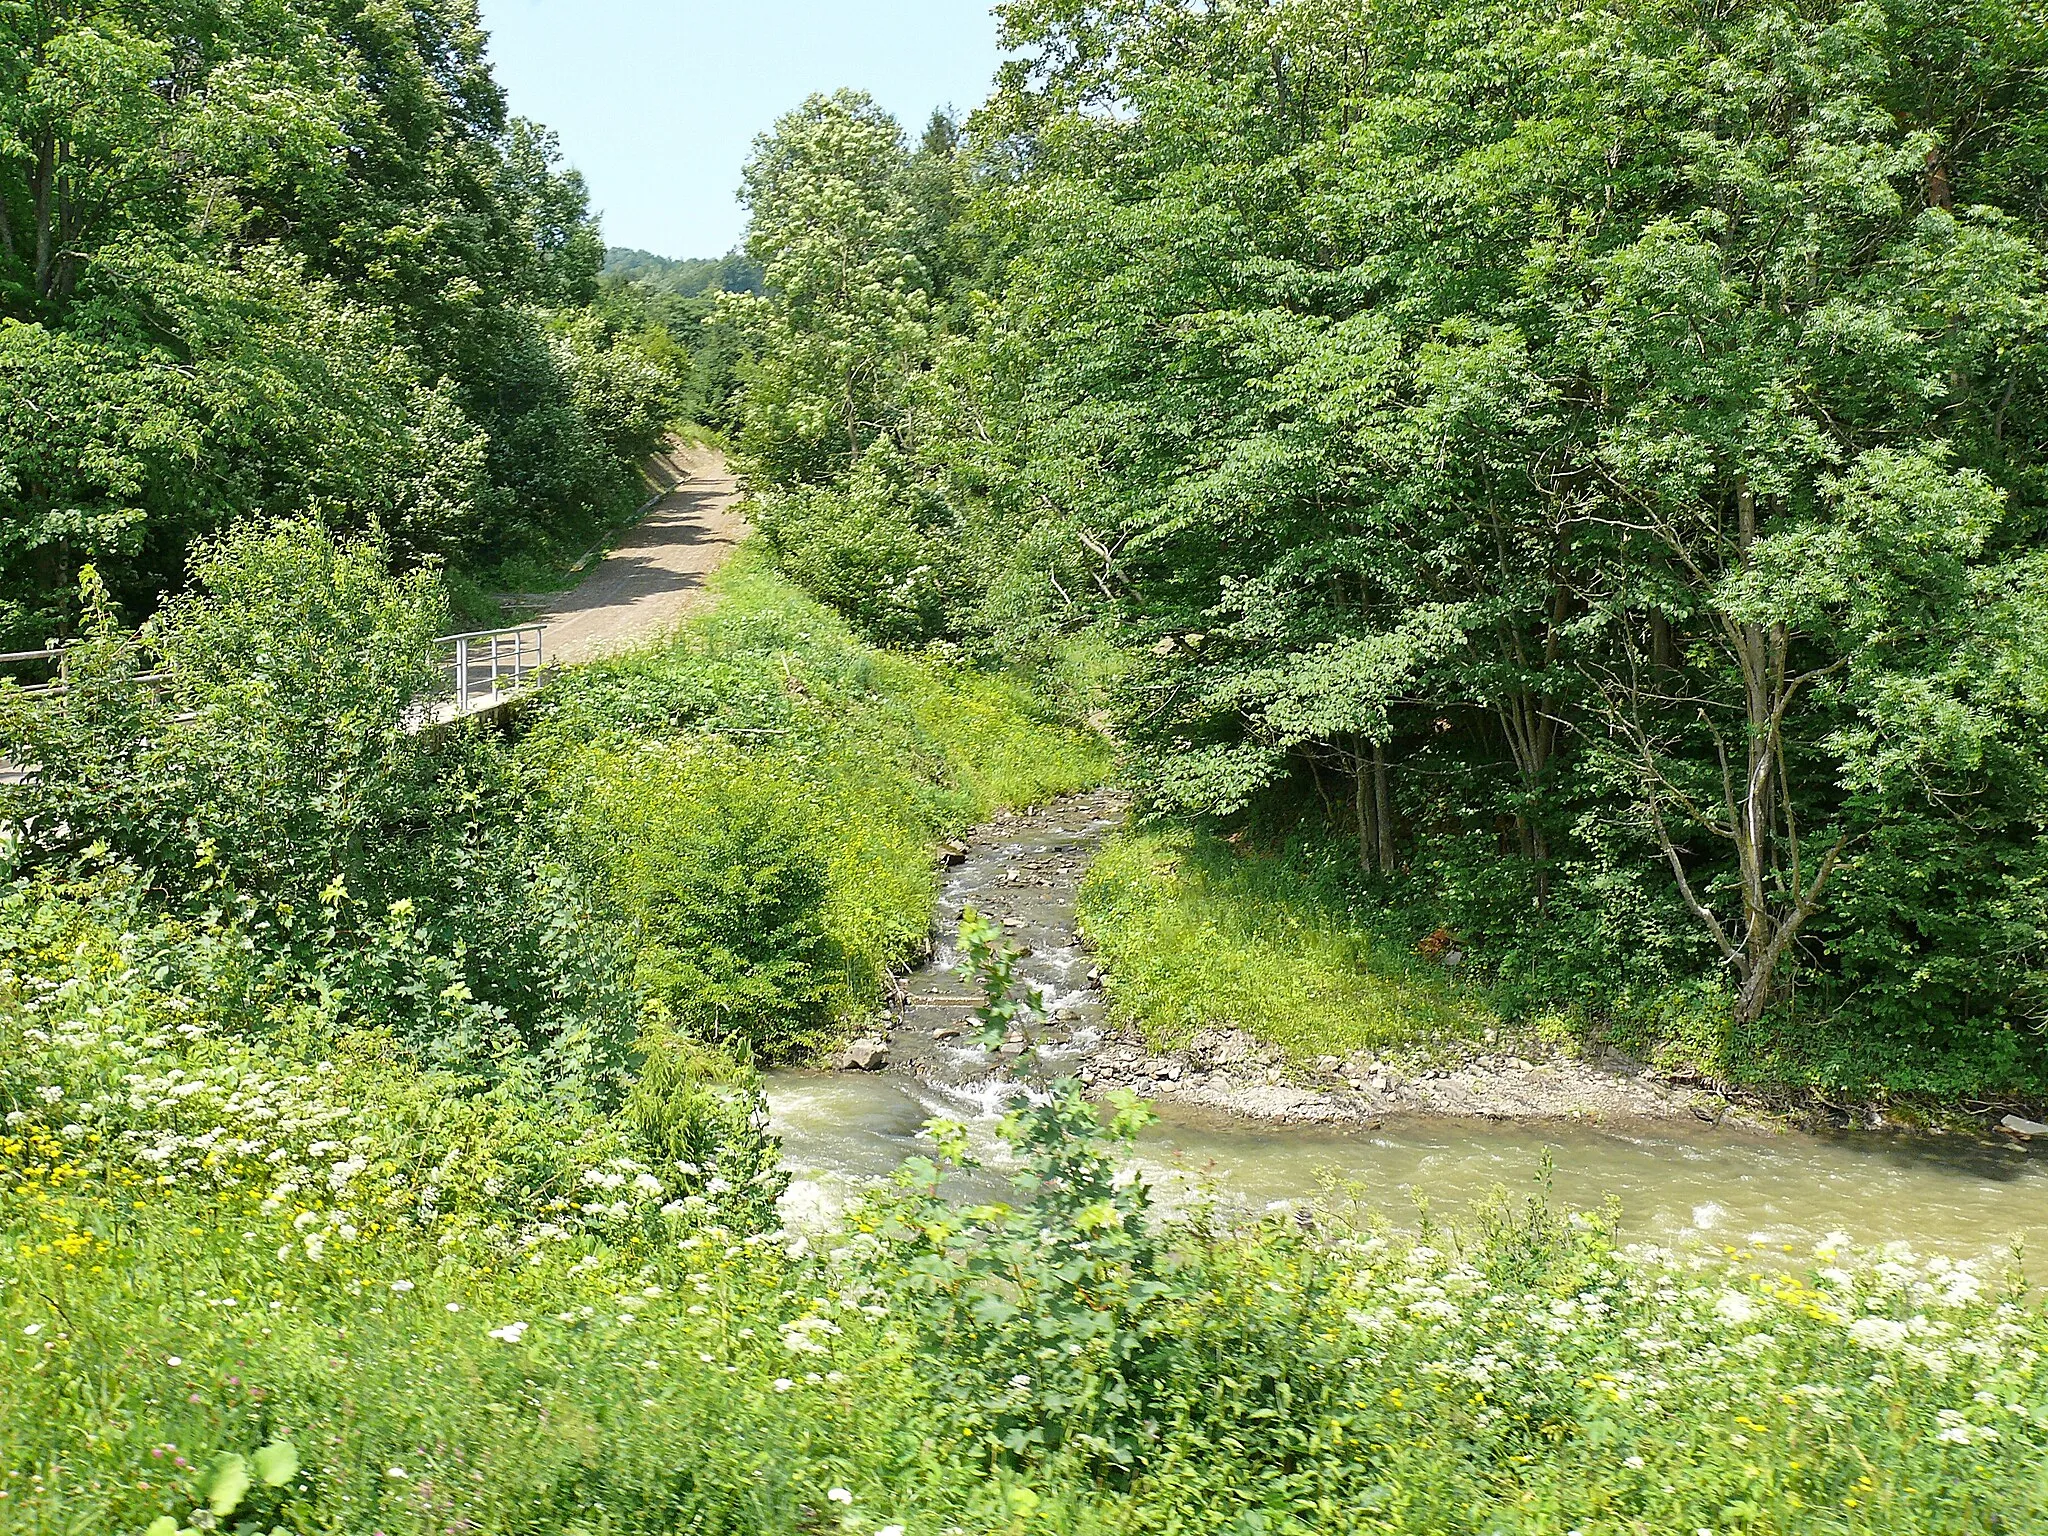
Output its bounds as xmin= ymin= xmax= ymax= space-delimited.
xmin=437 ymin=624 xmax=546 ymax=715
xmin=0 ymin=627 xmax=546 ymax=729
xmin=0 ymin=645 xmax=70 ymax=696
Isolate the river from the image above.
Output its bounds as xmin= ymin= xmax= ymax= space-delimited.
xmin=765 ymin=792 xmax=2048 ymax=1261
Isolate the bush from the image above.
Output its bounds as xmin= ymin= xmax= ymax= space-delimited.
xmin=0 ymin=525 xmax=640 ymax=1096
xmin=0 ymin=526 xmax=444 ymax=911
xmin=750 ymin=446 xmax=976 ymax=645
xmin=561 ymin=743 xmax=845 ymax=1059
xmin=626 ymin=1019 xmax=788 ymax=1228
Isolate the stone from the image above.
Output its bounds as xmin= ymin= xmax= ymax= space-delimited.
xmin=2001 ymin=1114 xmax=2048 ymax=1139
xmin=997 ymin=1041 xmax=1028 ymax=1058
xmin=1315 ymin=1055 xmax=1342 ymax=1074
xmin=838 ymin=1039 xmax=889 ymax=1072
xmin=938 ymin=840 xmax=969 ymax=865
xmin=932 ymin=1027 xmax=961 ymax=1041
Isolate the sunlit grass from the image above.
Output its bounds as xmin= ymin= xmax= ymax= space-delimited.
xmin=523 ymin=544 xmax=1114 ymax=1049
xmin=1078 ymin=825 xmax=1497 ymax=1058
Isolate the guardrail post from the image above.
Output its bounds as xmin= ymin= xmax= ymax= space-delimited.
xmin=455 ymin=636 xmax=470 ymax=712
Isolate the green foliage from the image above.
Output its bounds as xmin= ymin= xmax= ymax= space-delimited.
xmin=0 ymin=524 xmax=640 ymax=1097
xmin=727 ymin=93 xmax=1022 ymax=647
xmin=750 ymin=445 xmax=976 ymax=644
xmin=706 ymin=0 xmax=2048 ymax=1090
xmin=625 ymin=1022 xmax=788 ymax=1228
xmin=0 ymin=523 xmax=444 ymax=909
xmin=565 ymin=743 xmax=846 ymax=1058
xmin=882 ymin=1081 xmax=1172 ymax=1472
xmin=730 ymin=91 xmax=932 ymax=488
xmin=954 ymin=905 xmax=1045 ymax=1049
xmin=601 ymin=248 xmax=764 ymax=299
xmin=0 ymin=0 xmax=666 ymax=637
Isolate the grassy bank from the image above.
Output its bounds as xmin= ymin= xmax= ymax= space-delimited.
xmin=1073 ymin=824 xmax=2017 ymax=1117
xmin=1077 ymin=826 xmax=1500 ymax=1062
xmin=522 ymin=544 xmax=1113 ymax=1056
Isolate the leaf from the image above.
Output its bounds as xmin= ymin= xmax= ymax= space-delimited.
xmin=208 ymin=1454 xmax=251 ymax=1517
xmin=252 ymin=1439 xmax=299 ymax=1486
xmin=144 ymin=1519 xmax=180 ymax=1536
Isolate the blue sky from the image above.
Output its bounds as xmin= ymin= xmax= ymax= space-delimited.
xmin=477 ymin=1 xmax=1005 ymax=260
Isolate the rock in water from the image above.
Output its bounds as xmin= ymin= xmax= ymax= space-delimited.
xmin=2001 ymin=1113 xmax=2048 ymax=1139
xmin=838 ymin=1039 xmax=890 ymax=1072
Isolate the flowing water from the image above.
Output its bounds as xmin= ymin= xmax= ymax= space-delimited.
xmin=766 ymin=793 xmax=2048 ymax=1262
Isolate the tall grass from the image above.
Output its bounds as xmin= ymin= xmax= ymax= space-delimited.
xmin=1078 ymin=825 xmax=1496 ymax=1058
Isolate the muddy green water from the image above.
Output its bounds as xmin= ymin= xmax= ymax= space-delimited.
xmin=765 ymin=792 xmax=2048 ymax=1262
xmin=764 ymin=1070 xmax=2048 ymax=1260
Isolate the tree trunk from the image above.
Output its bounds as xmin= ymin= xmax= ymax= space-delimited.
xmin=1352 ymin=738 xmax=1377 ymax=873
xmin=1372 ymin=741 xmax=1394 ymax=873
xmin=1616 ymin=478 xmax=1852 ymax=1026
xmin=33 ymin=131 xmax=53 ymax=299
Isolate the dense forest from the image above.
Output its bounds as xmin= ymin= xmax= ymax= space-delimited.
xmin=0 ymin=0 xmax=699 ymax=638
xmin=8 ymin=1 xmax=2048 ymax=1533
xmin=731 ymin=0 xmax=2048 ymax=1097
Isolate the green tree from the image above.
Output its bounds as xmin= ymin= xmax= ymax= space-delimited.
xmin=730 ymin=90 xmax=932 ymax=487
xmin=958 ymin=0 xmax=2048 ymax=1066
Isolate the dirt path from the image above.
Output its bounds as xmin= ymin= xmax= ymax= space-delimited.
xmin=537 ymin=443 xmax=745 ymax=666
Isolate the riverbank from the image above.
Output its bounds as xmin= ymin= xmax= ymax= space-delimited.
xmin=872 ymin=791 xmax=1758 ymax=1131
xmin=872 ymin=794 xmax=2043 ymax=1143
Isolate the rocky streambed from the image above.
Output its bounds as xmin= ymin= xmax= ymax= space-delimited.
xmin=860 ymin=789 xmax=1759 ymax=1132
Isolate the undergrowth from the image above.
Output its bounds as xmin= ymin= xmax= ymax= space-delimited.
xmin=522 ymin=546 xmax=1113 ymax=1058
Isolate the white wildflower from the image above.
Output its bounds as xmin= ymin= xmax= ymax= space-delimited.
xmin=1848 ymin=1318 xmax=1909 ymax=1352
xmin=1713 ymin=1292 xmax=1758 ymax=1327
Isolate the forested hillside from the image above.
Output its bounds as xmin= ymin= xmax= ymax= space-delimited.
xmin=731 ymin=0 xmax=2048 ymax=1099
xmin=597 ymin=247 xmax=761 ymax=430
xmin=0 ymin=0 xmax=687 ymax=639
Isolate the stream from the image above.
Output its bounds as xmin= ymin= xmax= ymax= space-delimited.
xmin=765 ymin=791 xmax=2048 ymax=1261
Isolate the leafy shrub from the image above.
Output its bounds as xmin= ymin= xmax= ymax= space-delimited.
xmin=626 ymin=1018 xmax=788 ymax=1227
xmin=750 ymin=446 xmax=976 ymax=645
xmin=0 ymin=525 xmax=444 ymax=911
xmin=0 ymin=526 xmax=640 ymax=1094
xmin=555 ymin=743 xmax=845 ymax=1060
xmin=878 ymin=1080 xmax=1174 ymax=1472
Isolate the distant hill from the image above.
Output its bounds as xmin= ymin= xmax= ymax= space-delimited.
xmin=601 ymin=247 xmax=764 ymax=298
